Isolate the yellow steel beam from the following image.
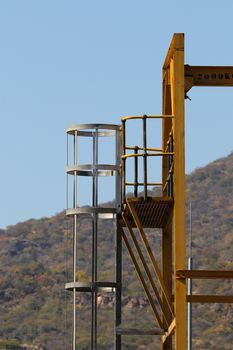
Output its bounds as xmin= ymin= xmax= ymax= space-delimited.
xmin=163 ymin=34 xmax=177 ymax=71
xmin=185 ymin=65 xmax=233 ymax=92
xmin=162 ymin=72 xmax=173 ymax=350
xmin=186 ymin=295 xmax=233 ymax=303
xmin=170 ymin=295 xmax=233 ymax=303
xmin=169 ymin=33 xmax=187 ymax=350
xmin=176 ymin=270 xmax=233 ymax=279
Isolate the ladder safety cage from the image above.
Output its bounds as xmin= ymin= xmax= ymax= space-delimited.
xmin=66 ymin=124 xmax=122 ymax=350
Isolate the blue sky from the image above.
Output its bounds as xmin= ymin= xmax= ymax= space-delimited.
xmin=1 ymin=1 xmax=233 ymax=228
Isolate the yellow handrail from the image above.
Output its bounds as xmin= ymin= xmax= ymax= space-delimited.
xmin=121 ymin=152 xmax=175 ymax=159
xmin=121 ymin=115 xmax=174 ymax=121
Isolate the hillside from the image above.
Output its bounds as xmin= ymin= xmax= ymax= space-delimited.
xmin=0 ymin=153 xmax=233 ymax=349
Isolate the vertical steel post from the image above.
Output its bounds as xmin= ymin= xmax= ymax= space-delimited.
xmin=122 ymin=121 xmax=126 ymax=203
xmin=162 ymin=33 xmax=186 ymax=349
xmin=73 ymin=130 xmax=78 ymax=350
xmin=167 ymin=136 xmax=171 ymax=197
xmin=115 ymin=128 xmax=122 ymax=350
xmin=142 ymin=115 xmax=147 ymax=200
xmin=170 ymin=34 xmax=186 ymax=350
xmin=188 ymin=202 xmax=193 ymax=350
xmin=134 ymin=146 xmax=138 ymax=197
xmin=115 ymin=128 xmax=121 ymax=213
xmin=91 ymin=129 xmax=98 ymax=350
xmin=170 ymin=133 xmax=174 ymax=197
xmin=115 ymin=214 xmax=122 ymax=350
xmin=162 ymin=78 xmax=173 ymax=350
xmin=187 ymin=257 xmax=193 ymax=350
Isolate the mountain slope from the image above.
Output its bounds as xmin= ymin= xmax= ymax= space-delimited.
xmin=0 ymin=153 xmax=233 ymax=349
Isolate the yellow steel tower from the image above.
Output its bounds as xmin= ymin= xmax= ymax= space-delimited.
xmin=119 ymin=33 xmax=233 ymax=349
xmin=119 ymin=33 xmax=185 ymax=349
xmin=66 ymin=33 xmax=233 ymax=350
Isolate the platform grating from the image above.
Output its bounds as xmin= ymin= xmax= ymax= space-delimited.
xmin=122 ymin=197 xmax=173 ymax=228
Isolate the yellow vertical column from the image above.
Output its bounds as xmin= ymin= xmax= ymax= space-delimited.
xmin=170 ymin=33 xmax=186 ymax=350
xmin=161 ymin=72 xmax=173 ymax=350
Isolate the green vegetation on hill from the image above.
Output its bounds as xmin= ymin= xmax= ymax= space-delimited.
xmin=0 ymin=153 xmax=233 ymax=349
xmin=0 ymin=339 xmax=21 ymax=350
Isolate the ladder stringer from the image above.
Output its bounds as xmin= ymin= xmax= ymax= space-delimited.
xmin=120 ymin=225 xmax=164 ymax=329
xmin=122 ymin=213 xmax=171 ymax=328
xmin=126 ymin=200 xmax=174 ymax=319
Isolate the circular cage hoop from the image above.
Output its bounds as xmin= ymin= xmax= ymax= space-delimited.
xmin=66 ymin=124 xmax=121 ymax=137
xmin=65 ymin=281 xmax=117 ymax=293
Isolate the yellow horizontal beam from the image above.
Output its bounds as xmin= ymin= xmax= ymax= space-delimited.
xmin=176 ymin=270 xmax=233 ymax=279
xmin=187 ymin=295 xmax=233 ymax=303
xmin=185 ymin=65 xmax=233 ymax=87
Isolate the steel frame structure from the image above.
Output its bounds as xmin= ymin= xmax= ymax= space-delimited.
xmin=119 ymin=114 xmax=176 ymax=347
xmin=65 ymin=34 xmax=233 ymax=350
xmin=120 ymin=34 xmax=233 ymax=349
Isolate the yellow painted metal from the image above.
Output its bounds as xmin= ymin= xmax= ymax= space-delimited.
xmin=123 ymin=213 xmax=171 ymax=327
xmin=186 ymin=295 xmax=233 ymax=303
xmin=176 ymin=270 xmax=233 ymax=279
xmin=161 ymin=34 xmax=233 ymax=350
xmin=121 ymin=152 xmax=174 ymax=159
xmin=120 ymin=32 xmax=233 ymax=350
xmin=121 ymin=115 xmax=174 ymax=121
xmin=162 ymin=163 xmax=174 ymax=193
xmin=121 ymin=33 xmax=187 ymax=349
xmin=161 ymin=224 xmax=173 ymax=350
xmin=171 ymin=34 xmax=186 ymax=350
xmin=126 ymin=200 xmax=174 ymax=318
xmin=163 ymin=33 xmax=187 ymax=350
xmin=121 ymin=227 xmax=164 ymax=329
xmin=185 ymin=65 xmax=233 ymax=92
xmin=125 ymin=146 xmax=163 ymax=152
xmin=162 ymin=319 xmax=176 ymax=344
xmin=64 ymin=32 xmax=233 ymax=350
xmin=162 ymin=70 xmax=173 ymax=350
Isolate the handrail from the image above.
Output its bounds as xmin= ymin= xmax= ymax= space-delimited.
xmin=126 ymin=182 xmax=163 ymax=186
xmin=121 ymin=115 xmax=174 ymax=121
xmin=121 ymin=152 xmax=174 ymax=159
xmin=121 ymin=114 xmax=175 ymax=200
xmin=125 ymin=146 xmax=163 ymax=152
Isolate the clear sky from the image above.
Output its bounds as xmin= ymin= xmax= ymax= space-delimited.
xmin=1 ymin=1 xmax=233 ymax=228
